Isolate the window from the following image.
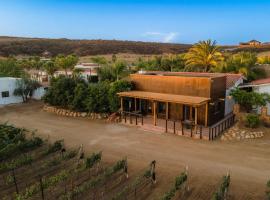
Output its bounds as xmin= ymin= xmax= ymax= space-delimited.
xmin=1 ymin=91 xmax=9 ymax=98
xmin=214 ymin=101 xmax=222 ymax=114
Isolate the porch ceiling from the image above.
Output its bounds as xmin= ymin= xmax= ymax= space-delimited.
xmin=118 ymin=91 xmax=210 ymax=106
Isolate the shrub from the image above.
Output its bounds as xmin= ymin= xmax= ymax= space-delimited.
xmin=230 ymin=88 xmax=270 ymax=112
xmin=245 ymin=114 xmax=260 ymax=128
xmin=108 ymin=80 xmax=133 ymax=112
xmin=84 ymin=82 xmax=110 ymax=113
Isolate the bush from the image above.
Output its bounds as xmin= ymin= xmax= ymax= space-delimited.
xmin=108 ymin=80 xmax=133 ymax=112
xmin=245 ymin=114 xmax=260 ymax=128
xmin=230 ymin=88 xmax=270 ymax=112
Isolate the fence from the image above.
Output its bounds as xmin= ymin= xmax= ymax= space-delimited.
xmin=208 ymin=113 xmax=235 ymax=141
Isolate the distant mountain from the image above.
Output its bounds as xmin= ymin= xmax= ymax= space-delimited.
xmin=0 ymin=36 xmax=192 ymax=57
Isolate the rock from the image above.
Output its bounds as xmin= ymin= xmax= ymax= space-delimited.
xmin=81 ymin=112 xmax=87 ymax=117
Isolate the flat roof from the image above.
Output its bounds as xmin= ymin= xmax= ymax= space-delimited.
xmin=136 ymin=71 xmax=226 ymax=78
xmin=118 ymin=91 xmax=210 ymax=106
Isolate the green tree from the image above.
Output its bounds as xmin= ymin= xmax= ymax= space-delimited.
xmin=113 ymin=61 xmax=127 ymax=81
xmin=71 ymin=83 xmax=88 ymax=111
xmin=108 ymin=80 xmax=133 ymax=112
xmin=230 ymin=88 xmax=270 ymax=112
xmin=43 ymin=76 xmax=78 ymax=107
xmin=43 ymin=61 xmax=58 ymax=78
xmin=0 ymin=58 xmax=26 ymax=78
xmin=55 ymin=54 xmax=78 ymax=76
xmin=85 ymin=82 xmax=110 ymax=113
xmin=185 ymin=40 xmax=223 ymax=72
xmin=14 ymin=78 xmax=41 ymax=102
xmin=91 ymin=56 xmax=107 ymax=65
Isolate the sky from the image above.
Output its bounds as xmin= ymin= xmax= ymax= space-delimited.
xmin=0 ymin=0 xmax=270 ymax=45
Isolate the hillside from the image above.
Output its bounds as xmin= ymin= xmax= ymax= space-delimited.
xmin=0 ymin=36 xmax=192 ymax=57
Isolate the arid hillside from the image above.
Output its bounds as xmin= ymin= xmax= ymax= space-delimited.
xmin=0 ymin=36 xmax=192 ymax=57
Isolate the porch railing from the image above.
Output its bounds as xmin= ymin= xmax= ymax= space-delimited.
xmin=208 ymin=113 xmax=235 ymax=141
xmin=121 ymin=111 xmax=144 ymax=125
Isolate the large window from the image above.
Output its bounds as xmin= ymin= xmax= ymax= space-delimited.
xmin=1 ymin=91 xmax=10 ymax=98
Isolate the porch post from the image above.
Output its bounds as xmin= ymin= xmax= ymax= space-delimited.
xmin=205 ymin=102 xmax=208 ymax=127
xmin=189 ymin=105 xmax=193 ymax=120
xmin=166 ymin=102 xmax=169 ymax=120
xmin=134 ymin=98 xmax=137 ymax=112
xmin=120 ymin=97 xmax=123 ymax=112
xmin=195 ymin=106 xmax=198 ymax=134
xmin=153 ymin=101 xmax=157 ymax=126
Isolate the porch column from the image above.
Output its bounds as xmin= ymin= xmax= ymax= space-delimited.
xmin=205 ymin=102 xmax=208 ymax=127
xmin=134 ymin=98 xmax=137 ymax=112
xmin=120 ymin=97 xmax=123 ymax=112
xmin=153 ymin=101 xmax=157 ymax=126
xmin=189 ymin=105 xmax=193 ymax=120
xmin=195 ymin=106 xmax=198 ymax=133
xmin=166 ymin=102 xmax=169 ymax=119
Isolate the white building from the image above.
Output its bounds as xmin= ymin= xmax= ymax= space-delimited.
xmin=224 ymin=74 xmax=245 ymax=115
xmin=240 ymin=78 xmax=270 ymax=115
xmin=0 ymin=77 xmax=23 ymax=105
xmin=74 ymin=62 xmax=100 ymax=81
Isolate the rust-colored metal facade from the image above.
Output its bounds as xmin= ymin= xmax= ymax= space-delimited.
xmin=120 ymin=73 xmax=226 ymax=126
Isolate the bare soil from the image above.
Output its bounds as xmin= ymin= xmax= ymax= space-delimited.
xmin=1 ymin=101 xmax=270 ymax=200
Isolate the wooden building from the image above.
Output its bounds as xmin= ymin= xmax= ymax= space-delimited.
xmin=118 ymin=71 xmax=235 ymax=140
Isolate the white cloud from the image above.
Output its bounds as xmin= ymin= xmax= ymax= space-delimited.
xmin=142 ymin=32 xmax=178 ymax=43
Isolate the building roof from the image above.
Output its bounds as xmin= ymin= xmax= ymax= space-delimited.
xmin=251 ymin=78 xmax=270 ymax=86
xmin=137 ymin=71 xmax=244 ymax=89
xmin=118 ymin=91 xmax=210 ymax=106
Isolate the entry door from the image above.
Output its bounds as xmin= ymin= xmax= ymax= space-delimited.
xmin=183 ymin=105 xmax=190 ymax=120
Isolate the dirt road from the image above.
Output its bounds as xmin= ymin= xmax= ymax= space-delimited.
xmin=1 ymin=102 xmax=270 ymax=199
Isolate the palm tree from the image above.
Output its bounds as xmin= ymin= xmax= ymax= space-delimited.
xmin=185 ymin=40 xmax=223 ymax=72
xmin=43 ymin=61 xmax=58 ymax=80
xmin=55 ymin=54 xmax=78 ymax=76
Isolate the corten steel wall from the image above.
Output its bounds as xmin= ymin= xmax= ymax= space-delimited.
xmin=130 ymin=74 xmax=211 ymax=98
xmin=129 ymin=74 xmax=226 ymax=125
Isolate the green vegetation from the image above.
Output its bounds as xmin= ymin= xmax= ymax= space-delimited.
xmin=15 ymin=170 xmax=69 ymax=200
xmin=245 ymin=114 xmax=260 ymax=128
xmin=266 ymin=180 xmax=270 ymax=200
xmin=43 ymin=76 xmax=132 ymax=113
xmin=211 ymin=174 xmax=230 ymax=200
xmin=60 ymin=159 xmax=126 ymax=199
xmin=185 ymin=40 xmax=223 ymax=72
xmin=13 ymin=78 xmax=41 ymax=102
xmin=0 ymin=124 xmax=43 ymax=161
xmin=161 ymin=171 xmax=188 ymax=200
xmin=0 ymin=58 xmax=27 ymax=78
xmin=85 ymin=151 xmax=102 ymax=168
xmin=230 ymin=88 xmax=270 ymax=112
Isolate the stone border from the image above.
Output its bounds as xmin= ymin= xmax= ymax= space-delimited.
xmin=43 ymin=105 xmax=108 ymax=120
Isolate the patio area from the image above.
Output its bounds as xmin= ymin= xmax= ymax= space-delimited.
xmin=121 ymin=112 xmax=235 ymax=141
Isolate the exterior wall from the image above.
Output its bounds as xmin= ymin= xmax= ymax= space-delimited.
xmin=253 ymin=84 xmax=270 ymax=115
xmin=130 ymin=74 xmax=227 ymax=126
xmin=225 ymin=78 xmax=244 ymax=116
xmin=32 ymin=87 xmax=47 ymax=100
xmin=130 ymin=74 xmax=212 ymax=98
xmin=0 ymin=78 xmax=23 ymax=105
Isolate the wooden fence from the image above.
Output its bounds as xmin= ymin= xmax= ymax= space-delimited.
xmin=208 ymin=113 xmax=235 ymax=141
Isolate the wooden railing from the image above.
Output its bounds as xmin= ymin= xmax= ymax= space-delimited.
xmin=121 ymin=111 xmax=144 ymax=125
xmin=208 ymin=113 xmax=235 ymax=140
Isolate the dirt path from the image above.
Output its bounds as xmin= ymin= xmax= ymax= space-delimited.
xmin=1 ymin=102 xmax=270 ymax=200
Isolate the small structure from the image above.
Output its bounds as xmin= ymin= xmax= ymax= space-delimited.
xmin=0 ymin=77 xmax=23 ymax=105
xmin=118 ymin=71 xmax=236 ymax=140
xmin=239 ymin=77 xmax=270 ymax=115
xmin=74 ymin=62 xmax=100 ymax=81
xmin=239 ymin=40 xmax=262 ymax=47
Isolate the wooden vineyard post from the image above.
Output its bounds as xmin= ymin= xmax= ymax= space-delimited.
xmin=150 ymin=160 xmax=156 ymax=184
xmin=39 ymin=174 xmax=45 ymax=200
xmin=124 ymin=158 xmax=129 ymax=179
xmin=77 ymin=144 xmax=84 ymax=167
xmin=12 ymin=168 xmax=19 ymax=194
xmin=185 ymin=166 xmax=190 ymax=192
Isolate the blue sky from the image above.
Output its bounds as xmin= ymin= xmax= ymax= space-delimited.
xmin=0 ymin=0 xmax=270 ymax=45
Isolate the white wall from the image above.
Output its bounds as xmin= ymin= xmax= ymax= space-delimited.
xmin=32 ymin=87 xmax=47 ymax=100
xmin=0 ymin=78 xmax=23 ymax=105
xmin=253 ymin=84 xmax=270 ymax=115
xmin=224 ymin=78 xmax=244 ymax=116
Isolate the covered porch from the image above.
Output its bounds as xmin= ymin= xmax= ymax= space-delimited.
xmin=118 ymin=91 xmax=211 ymax=139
